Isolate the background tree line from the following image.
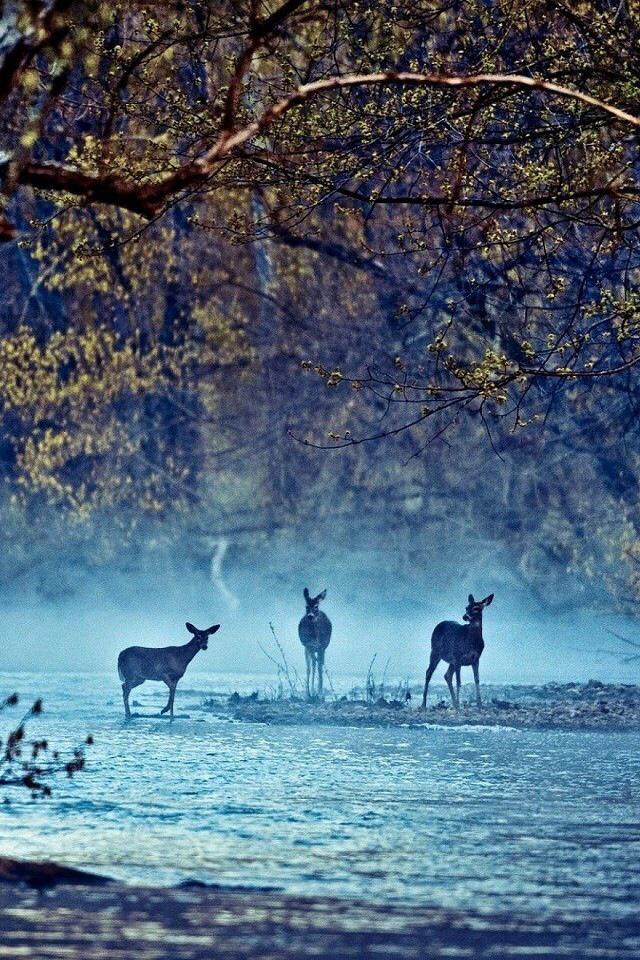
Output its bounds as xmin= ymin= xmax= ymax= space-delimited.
xmin=0 ymin=0 xmax=639 ymax=613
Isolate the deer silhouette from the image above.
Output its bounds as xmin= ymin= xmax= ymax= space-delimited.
xmin=298 ymin=588 xmax=332 ymax=699
xmin=118 ymin=622 xmax=220 ymax=719
xmin=421 ymin=594 xmax=494 ymax=710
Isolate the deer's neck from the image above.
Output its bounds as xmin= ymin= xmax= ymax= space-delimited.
xmin=467 ymin=618 xmax=483 ymax=639
xmin=179 ymin=638 xmax=201 ymax=666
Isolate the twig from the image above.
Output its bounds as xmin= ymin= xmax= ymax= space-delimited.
xmin=322 ymin=663 xmax=336 ymax=697
xmin=380 ymin=656 xmax=391 ymax=696
xmin=255 ymin=622 xmax=302 ymax=697
xmin=365 ymin=654 xmax=377 ymax=702
xmin=0 ymin=694 xmax=91 ymax=798
xmin=270 ymin=622 xmax=302 ymax=692
xmin=606 ymin=629 xmax=640 ymax=650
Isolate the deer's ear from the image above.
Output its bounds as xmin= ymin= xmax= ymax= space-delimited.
xmin=303 ymin=588 xmax=310 ymax=601
xmin=482 ymin=594 xmax=494 ymax=607
xmin=468 ymin=594 xmax=475 ymax=605
xmin=207 ymin=624 xmax=220 ymax=635
xmin=185 ymin=622 xmax=197 ymax=634
xmin=318 ymin=589 xmax=327 ymax=601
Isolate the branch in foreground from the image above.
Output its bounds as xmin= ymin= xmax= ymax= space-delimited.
xmin=13 ymin=69 xmax=640 ymax=220
xmin=292 ymin=344 xmax=640 ymax=450
xmin=0 ymin=694 xmax=92 ymax=799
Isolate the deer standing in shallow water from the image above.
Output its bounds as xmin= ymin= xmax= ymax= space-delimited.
xmin=118 ymin=622 xmax=220 ymax=719
xmin=298 ymin=588 xmax=332 ymax=699
xmin=421 ymin=594 xmax=494 ymax=710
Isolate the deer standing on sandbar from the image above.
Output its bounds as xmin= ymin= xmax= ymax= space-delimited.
xmin=298 ymin=588 xmax=332 ymax=699
xmin=421 ymin=594 xmax=494 ymax=710
xmin=118 ymin=622 xmax=220 ymax=719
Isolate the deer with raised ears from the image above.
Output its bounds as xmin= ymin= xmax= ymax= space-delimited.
xmin=117 ymin=622 xmax=220 ymax=720
xmin=421 ymin=594 xmax=494 ymax=710
xmin=298 ymin=588 xmax=332 ymax=699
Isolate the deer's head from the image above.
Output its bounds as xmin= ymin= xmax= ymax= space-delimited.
xmin=185 ymin=622 xmax=220 ymax=650
xmin=303 ymin=587 xmax=327 ymax=619
xmin=463 ymin=593 xmax=494 ymax=625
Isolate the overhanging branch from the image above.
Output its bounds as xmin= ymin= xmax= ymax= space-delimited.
xmin=15 ymin=69 xmax=640 ymax=219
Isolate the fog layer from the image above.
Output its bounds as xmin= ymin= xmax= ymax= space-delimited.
xmin=2 ymin=546 xmax=636 ymax=685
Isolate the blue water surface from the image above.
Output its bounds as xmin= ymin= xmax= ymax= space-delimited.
xmin=0 ymin=670 xmax=638 ymax=919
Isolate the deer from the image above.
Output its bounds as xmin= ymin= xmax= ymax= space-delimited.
xmin=117 ymin=622 xmax=220 ymax=720
xmin=298 ymin=588 xmax=332 ymax=699
xmin=421 ymin=594 xmax=494 ymax=710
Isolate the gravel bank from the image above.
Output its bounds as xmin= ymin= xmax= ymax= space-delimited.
xmin=213 ymin=681 xmax=640 ymax=730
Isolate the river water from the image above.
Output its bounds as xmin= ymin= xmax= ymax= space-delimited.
xmin=0 ymin=670 xmax=638 ymax=919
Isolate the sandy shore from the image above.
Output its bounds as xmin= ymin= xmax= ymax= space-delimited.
xmin=1 ymin=859 xmax=639 ymax=959
xmin=215 ymin=681 xmax=640 ymax=731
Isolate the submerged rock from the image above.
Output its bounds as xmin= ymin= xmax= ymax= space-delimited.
xmin=0 ymin=857 xmax=110 ymax=889
xmin=228 ymin=691 xmax=259 ymax=705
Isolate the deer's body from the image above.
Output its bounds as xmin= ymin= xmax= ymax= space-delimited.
xmin=118 ymin=622 xmax=219 ymax=719
xmin=421 ymin=594 xmax=493 ymax=710
xmin=298 ymin=588 xmax=331 ymax=699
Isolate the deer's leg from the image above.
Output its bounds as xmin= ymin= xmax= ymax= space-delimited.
xmin=122 ymin=677 xmax=143 ymax=719
xmin=169 ymin=681 xmax=178 ymax=719
xmin=311 ymin=655 xmax=317 ymax=698
xmin=444 ymin=664 xmax=458 ymax=710
xmin=472 ymin=660 xmax=482 ymax=708
xmin=421 ymin=653 xmax=440 ymax=709
xmin=317 ymin=650 xmax=324 ymax=699
xmin=122 ymin=683 xmax=132 ymax=719
xmin=161 ymin=680 xmax=178 ymax=718
xmin=305 ymin=648 xmax=311 ymax=699
xmin=455 ymin=667 xmax=461 ymax=708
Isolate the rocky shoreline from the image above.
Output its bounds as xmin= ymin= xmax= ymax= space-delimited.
xmin=0 ymin=858 xmax=638 ymax=959
xmin=205 ymin=681 xmax=640 ymax=731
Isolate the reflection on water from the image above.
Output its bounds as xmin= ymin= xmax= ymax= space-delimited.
xmin=0 ymin=671 xmax=639 ymax=918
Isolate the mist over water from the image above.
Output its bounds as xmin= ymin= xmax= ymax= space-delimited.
xmin=1 ymin=545 xmax=638 ymax=684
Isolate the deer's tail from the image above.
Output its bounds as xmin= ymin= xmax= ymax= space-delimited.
xmin=117 ymin=653 xmax=126 ymax=684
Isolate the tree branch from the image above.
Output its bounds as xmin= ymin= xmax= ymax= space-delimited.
xmin=335 ymin=185 xmax=640 ymax=211
xmin=16 ymin=68 xmax=640 ymax=219
xmin=0 ymin=0 xmax=74 ymax=105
